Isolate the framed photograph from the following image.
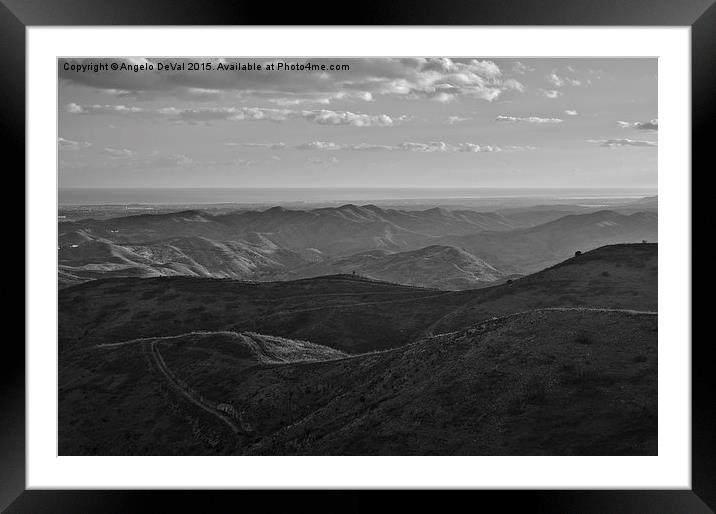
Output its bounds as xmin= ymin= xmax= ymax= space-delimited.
xmin=7 ymin=0 xmax=710 ymax=511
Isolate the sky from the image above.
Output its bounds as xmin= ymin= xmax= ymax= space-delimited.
xmin=58 ymin=58 xmax=657 ymax=190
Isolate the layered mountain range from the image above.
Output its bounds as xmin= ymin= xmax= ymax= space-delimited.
xmin=59 ymin=203 xmax=657 ymax=290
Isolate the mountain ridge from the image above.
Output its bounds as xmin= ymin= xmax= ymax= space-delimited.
xmin=59 ymin=207 xmax=657 ymax=289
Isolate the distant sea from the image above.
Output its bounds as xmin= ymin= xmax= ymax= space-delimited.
xmin=58 ymin=188 xmax=657 ymax=206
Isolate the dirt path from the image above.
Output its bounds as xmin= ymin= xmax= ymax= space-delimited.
xmin=148 ymin=340 xmax=242 ymax=434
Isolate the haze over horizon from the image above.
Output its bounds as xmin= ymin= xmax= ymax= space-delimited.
xmin=59 ymin=57 xmax=657 ymax=190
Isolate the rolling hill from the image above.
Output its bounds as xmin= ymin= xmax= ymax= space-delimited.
xmin=56 ymin=204 xmax=541 ymax=289
xmin=58 ymin=233 xmax=310 ymax=287
xmin=283 ymin=245 xmax=507 ymax=289
xmin=429 ymin=242 xmax=657 ymax=335
xmin=59 ymin=309 xmax=656 ymax=456
xmin=59 ymin=243 xmax=657 ymax=355
xmin=439 ymin=210 xmax=657 ymax=274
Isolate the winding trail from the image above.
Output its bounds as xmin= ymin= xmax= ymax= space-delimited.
xmin=148 ymin=340 xmax=242 ymax=434
xmin=89 ymin=306 xmax=657 ymax=436
xmin=95 ymin=335 xmax=242 ymax=434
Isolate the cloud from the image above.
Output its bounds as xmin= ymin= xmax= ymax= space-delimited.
xmin=267 ymin=96 xmax=332 ymax=106
xmin=502 ymin=79 xmax=526 ymax=93
xmin=512 ymin=61 xmax=535 ymax=75
xmin=183 ymin=88 xmax=223 ymax=100
xmin=66 ymin=103 xmax=403 ymax=127
xmin=266 ymin=91 xmax=373 ymax=106
xmin=445 ymin=116 xmax=470 ymax=124
xmin=347 ymin=143 xmax=396 ymax=151
xmin=398 ymin=142 xmax=450 ymax=152
xmin=547 ymin=73 xmax=564 ymax=87
xmin=58 ymin=137 xmax=91 ymax=150
xmin=617 ymin=119 xmax=658 ymax=131
xmin=496 ymin=115 xmax=563 ymax=124
xmin=329 ymin=58 xmax=524 ymax=103
xmin=297 ymin=141 xmax=344 ymax=151
xmin=301 ymin=110 xmax=399 ymax=127
xmin=564 ymin=110 xmax=579 ymax=116
xmin=547 ymin=72 xmax=582 ymax=87
xmin=228 ymin=142 xmax=286 ymax=150
xmin=284 ymin=140 xmax=533 ymax=153
xmin=59 ymin=57 xmax=526 ymax=104
xmin=66 ymin=103 xmax=148 ymax=117
xmin=588 ymin=138 xmax=657 ymax=147
xmin=539 ymin=89 xmax=563 ymax=99
xmin=454 ymin=143 xmax=503 ymax=153
xmin=102 ymin=147 xmax=136 ymax=158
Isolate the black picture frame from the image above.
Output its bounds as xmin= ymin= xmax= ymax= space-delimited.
xmin=4 ymin=0 xmax=709 ymax=511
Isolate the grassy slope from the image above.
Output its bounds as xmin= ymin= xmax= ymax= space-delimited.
xmin=59 ymin=309 xmax=656 ymax=456
xmin=58 ymin=331 xmax=346 ymax=455
xmin=440 ymin=211 xmax=657 ymax=274
xmin=284 ymin=244 xmax=506 ymax=290
xmin=431 ymin=243 xmax=657 ymax=334
xmin=59 ymin=274 xmax=473 ymax=354
xmin=59 ymin=244 xmax=657 ymax=354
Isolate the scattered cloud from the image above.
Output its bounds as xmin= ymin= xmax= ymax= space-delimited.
xmin=102 ymin=147 xmax=136 ymax=158
xmin=66 ymin=103 xmax=404 ymax=127
xmin=617 ymin=119 xmax=658 ymax=131
xmin=228 ymin=142 xmax=287 ymax=150
xmin=502 ymin=79 xmax=526 ymax=93
xmin=302 ymin=110 xmax=400 ymax=127
xmin=282 ymin=140 xmax=534 ymax=153
xmin=60 ymin=57 xmax=527 ymax=104
xmin=266 ymin=91 xmax=373 ymax=106
xmin=547 ymin=73 xmax=564 ymax=87
xmin=588 ymin=138 xmax=657 ymax=147
xmin=496 ymin=115 xmax=563 ymax=124
xmin=564 ymin=110 xmax=579 ymax=116
xmin=512 ymin=61 xmax=535 ymax=75
xmin=66 ymin=103 xmax=147 ymax=117
xmin=548 ymin=72 xmax=582 ymax=87
xmin=58 ymin=137 xmax=91 ymax=150
xmin=297 ymin=141 xmax=345 ymax=151
xmin=540 ymin=89 xmax=563 ymax=99
xmin=445 ymin=116 xmax=471 ymax=125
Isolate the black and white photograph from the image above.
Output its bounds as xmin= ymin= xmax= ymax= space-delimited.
xmin=56 ymin=56 xmax=659 ymax=456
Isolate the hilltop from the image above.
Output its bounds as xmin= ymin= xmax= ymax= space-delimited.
xmin=429 ymin=243 xmax=657 ymax=334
